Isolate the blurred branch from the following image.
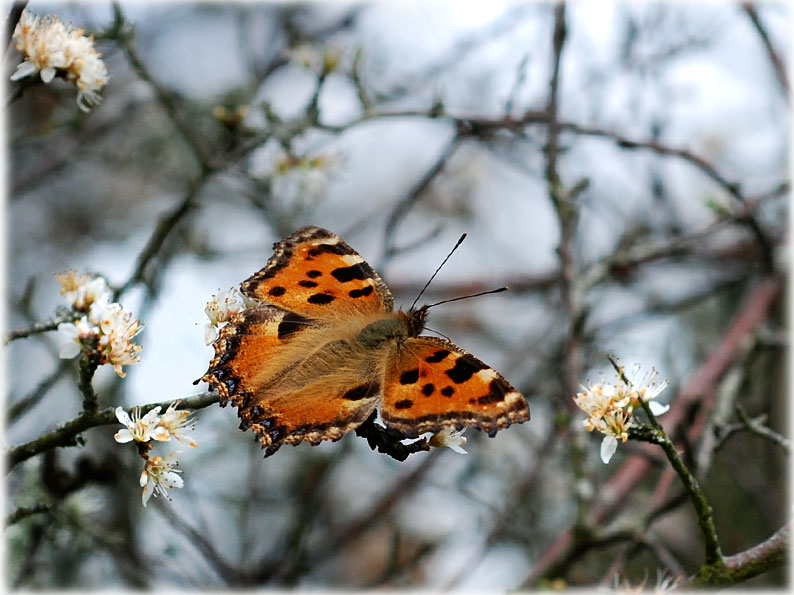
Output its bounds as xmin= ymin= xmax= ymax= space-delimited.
xmin=304 ymin=449 xmax=442 ymax=568
xmin=372 ymin=3 xmax=536 ymax=103
xmin=444 ymin=427 xmax=560 ymax=589
xmin=5 ymin=502 xmax=53 ymax=526
xmin=382 ymin=133 xmax=462 ymax=263
xmin=6 ymin=391 xmax=219 ymax=468
xmin=9 ymin=360 xmax=71 ymax=422
xmin=734 ymin=403 xmax=790 ymax=452
xmin=77 ymin=352 xmax=100 ymax=412
xmin=111 ymin=3 xmax=211 ymax=168
xmin=544 ymin=2 xmax=584 ymax=401
xmin=115 ymin=176 xmax=205 ymax=298
xmin=3 ymin=1 xmax=28 ymax=50
xmin=741 ymin=2 xmax=789 ymax=96
xmin=154 ymin=501 xmax=244 ymax=584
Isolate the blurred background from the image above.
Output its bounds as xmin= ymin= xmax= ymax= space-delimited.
xmin=4 ymin=1 xmax=789 ymax=589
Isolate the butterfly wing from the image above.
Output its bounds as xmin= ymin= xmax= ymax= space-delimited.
xmin=203 ymin=226 xmax=392 ymax=456
xmin=380 ymin=336 xmax=529 ymax=438
xmin=202 ymin=304 xmax=382 ymax=456
xmin=241 ymin=226 xmax=393 ymax=318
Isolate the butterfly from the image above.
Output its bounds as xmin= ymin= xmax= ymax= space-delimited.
xmin=201 ymin=226 xmax=529 ymax=457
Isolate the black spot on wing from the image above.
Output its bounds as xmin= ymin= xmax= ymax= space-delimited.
xmin=445 ymin=354 xmax=489 ymax=384
xmin=307 ymin=293 xmax=335 ymax=305
xmin=269 ymin=286 xmax=286 ymax=297
xmin=422 ymin=383 xmax=435 ymax=396
xmin=425 ymin=349 xmax=451 ymax=363
xmin=331 ymin=264 xmax=369 ymax=283
xmin=307 ymin=243 xmax=355 ymax=258
xmin=306 ymin=270 xmax=323 ymax=278
xmin=400 ymin=369 xmax=419 ymax=385
xmin=278 ymin=312 xmax=310 ymax=340
xmin=441 ymin=386 xmax=455 ymax=397
xmin=349 ymin=285 xmax=374 ymax=299
xmin=477 ymin=379 xmax=510 ymax=405
xmin=395 ymin=399 xmax=413 ymax=410
xmin=342 ymin=382 xmax=380 ymax=401
xmin=299 ymin=280 xmax=318 ymax=288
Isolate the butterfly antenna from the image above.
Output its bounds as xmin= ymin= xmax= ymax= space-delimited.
xmin=424 ymin=325 xmax=453 ymax=343
xmin=410 ymin=233 xmax=467 ymax=311
xmin=424 ymin=286 xmax=509 ymax=310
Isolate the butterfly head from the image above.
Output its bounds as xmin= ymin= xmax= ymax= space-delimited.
xmin=406 ymin=305 xmax=429 ymax=337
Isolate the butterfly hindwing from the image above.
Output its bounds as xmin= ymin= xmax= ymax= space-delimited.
xmin=202 ymin=303 xmax=385 ymax=457
xmin=240 ymin=226 xmax=394 ymax=318
xmin=380 ymin=336 xmax=530 ymax=438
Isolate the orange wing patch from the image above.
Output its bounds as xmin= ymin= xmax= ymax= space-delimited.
xmin=380 ymin=337 xmax=529 ymax=438
xmin=241 ymin=380 xmax=381 ymax=457
xmin=240 ymin=226 xmax=393 ymax=318
xmin=201 ymin=305 xmax=313 ymax=408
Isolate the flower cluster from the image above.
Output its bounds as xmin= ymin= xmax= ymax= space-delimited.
xmin=573 ymin=365 xmax=669 ymax=464
xmin=114 ymin=404 xmax=198 ymax=506
xmin=270 ymin=149 xmax=341 ymax=206
xmin=285 ymin=38 xmax=351 ymax=75
xmin=11 ymin=10 xmax=109 ymax=111
xmin=55 ymin=270 xmax=143 ymax=377
xmin=203 ymin=287 xmax=257 ymax=344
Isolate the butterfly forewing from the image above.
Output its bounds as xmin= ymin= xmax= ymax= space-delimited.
xmin=240 ymin=226 xmax=394 ymax=318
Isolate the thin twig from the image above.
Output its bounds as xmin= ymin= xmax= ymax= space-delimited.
xmin=382 ymin=133 xmax=461 ymax=263
xmin=635 ymin=402 xmax=724 ymax=567
xmin=735 ymin=403 xmax=790 ymax=452
xmin=5 ymin=502 xmax=53 ymax=526
xmin=741 ymin=2 xmax=789 ymax=96
xmin=4 ymin=312 xmax=77 ymax=343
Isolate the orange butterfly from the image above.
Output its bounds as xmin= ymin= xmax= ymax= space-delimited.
xmin=201 ymin=226 xmax=529 ymax=457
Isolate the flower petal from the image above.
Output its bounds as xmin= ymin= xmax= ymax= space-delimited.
xmin=115 ymin=406 xmax=132 ymax=426
xmin=10 ymin=61 xmax=37 ymax=81
xmin=59 ymin=340 xmax=81 ymax=359
xmin=601 ymin=435 xmax=618 ymax=464
xmin=114 ymin=429 xmax=134 ymax=443
xmin=649 ymin=401 xmax=670 ymax=416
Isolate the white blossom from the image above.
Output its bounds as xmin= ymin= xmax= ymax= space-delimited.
xmin=269 ymin=149 xmax=341 ymax=207
xmin=56 ymin=270 xmax=109 ymax=311
xmin=93 ymin=301 xmax=144 ymax=377
xmin=56 ymin=316 xmax=97 ymax=359
xmin=114 ymin=406 xmax=163 ymax=444
xmin=429 ymin=428 xmax=468 ymax=454
xmin=573 ymin=365 xmax=670 ymax=464
xmin=204 ymin=287 xmax=249 ymax=344
xmin=11 ymin=11 xmax=108 ymax=112
xmin=140 ymin=453 xmax=183 ymax=507
xmin=157 ymin=403 xmax=198 ymax=448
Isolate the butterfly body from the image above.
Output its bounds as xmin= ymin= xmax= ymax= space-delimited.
xmin=202 ymin=226 xmax=529 ymax=456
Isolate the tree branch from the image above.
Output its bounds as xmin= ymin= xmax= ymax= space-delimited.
xmin=7 ymin=392 xmax=219 ymax=468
